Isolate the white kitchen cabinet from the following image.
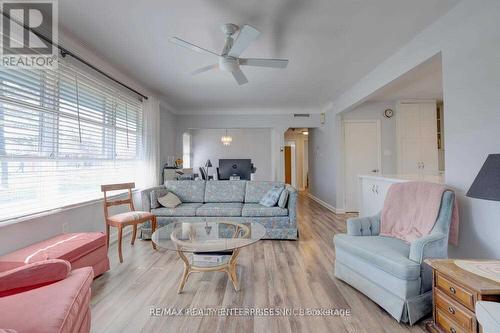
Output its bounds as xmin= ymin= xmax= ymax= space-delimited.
xmin=397 ymin=101 xmax=439 ymax=175
xmin=358 ymin=177 xmax=392 ymax=217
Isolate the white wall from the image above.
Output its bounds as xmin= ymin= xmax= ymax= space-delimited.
xmin=191 ymin=128 xmax=272 ymax=181
xmin=159 ymin=104 xmax=177 ymax=169
xmin=174 ymin=113 xmax=322 ymax=182
xmin=308 ymin=111 xmax=339 ymax=209
xmin=341 ymin=101 xmax=398 ymax=174
xmin=322 ymin=0 xmax=500 ymax=259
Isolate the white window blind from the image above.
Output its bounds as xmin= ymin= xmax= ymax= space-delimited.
xmin=0 ymin=61 xmax=144 ymax=222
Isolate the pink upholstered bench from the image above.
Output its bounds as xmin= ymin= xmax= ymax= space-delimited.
xmin=0 ymin=266 xmax=94 ymax=333
xmin=0 ymin=232 xmax=110 ymax=277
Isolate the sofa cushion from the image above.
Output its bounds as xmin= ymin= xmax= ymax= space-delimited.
xmin=196 ymin=203 xmax=243 ymax=217
xmin=334 ymin=234 xmax=420 ymax=280
xmin=245 ymin=181 xmax=286 ymax=203
xmin=165 ymin=180 xmax=206 ymax=203
xmin=204 ymin=181 xmax=246 ymax=202
xmin=0 ymin=232 xmax=107 ymax=265
xmin=242 ymin=204 xmax=288 ymax=217
xmin=0 ymin=266 xmax=93 ymax=333
xmin=151 ymin=203 xmax=203 ymax=217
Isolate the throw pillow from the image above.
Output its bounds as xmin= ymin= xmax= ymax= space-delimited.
xmin=150 ymin=188 xmax=168 ymax=209
xmin=278 ymin=189 xmax=289 ymax=208
xmin=158 ymin=192 xmax=182 ymax=208
xmin=0 ymin=259 xmax=71 ymax=297
xmin=259 ymin=186 xmax=284 ymax=207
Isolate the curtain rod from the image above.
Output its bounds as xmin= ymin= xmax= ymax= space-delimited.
xmin=1 ymin=11 xmax=148 ymax=101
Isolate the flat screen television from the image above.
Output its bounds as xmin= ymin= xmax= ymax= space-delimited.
xmin=218 ymin=159 xmax=252 ymax=180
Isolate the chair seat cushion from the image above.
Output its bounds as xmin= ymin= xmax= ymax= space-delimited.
xmin=196 ymin=203 xmax=243 ymax=217
xmin=476 ymin=301 xmax=500 ymax=333
xmin=151 ymin=203 xmax=202 ymax=217
xmin=108 ymin=211 xmax=154 ymax=224
xmin=0 ymin=267 xmax=93 ymax=333
xmin=334 ymin=234 xmax=420 ymax=280
xmin=242 ymin=204 xmax=288 ymax=217
xmin=0 ymin=232 xmax=107 ymax=265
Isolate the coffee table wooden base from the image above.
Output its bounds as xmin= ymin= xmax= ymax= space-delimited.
xmin=177 ymin=248 xmax=241 ymax=294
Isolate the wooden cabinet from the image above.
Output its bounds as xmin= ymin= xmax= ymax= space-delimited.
xmin=397 ymin=101 xmax=439 ymax=175
xmin=425 ymin=259 xmax=500 ymax=333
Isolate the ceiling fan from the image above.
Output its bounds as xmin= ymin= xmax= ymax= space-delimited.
xmin=169 ymin=23 xmax=289 ymax=85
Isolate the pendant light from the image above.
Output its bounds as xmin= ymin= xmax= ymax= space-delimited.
xmin=221 ymin=129 xmax=233 ymax=146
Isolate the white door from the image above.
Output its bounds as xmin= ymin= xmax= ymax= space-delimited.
xmin=344 ymin=121 xmax=381 ymax=212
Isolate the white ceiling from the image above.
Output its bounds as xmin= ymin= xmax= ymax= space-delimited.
xmin=369 ymin=54 xmax=443 ymax=102
xmin=59 ymin=0 xmax=458 ymax=113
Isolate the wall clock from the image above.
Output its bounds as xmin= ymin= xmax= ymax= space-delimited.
xmin=384 ymin=109 xmax=394 ymax=118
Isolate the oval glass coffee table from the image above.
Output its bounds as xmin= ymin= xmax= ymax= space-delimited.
xmin=152 ymin=221 xmax=266 ymax=293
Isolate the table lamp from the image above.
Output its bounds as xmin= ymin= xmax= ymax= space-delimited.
xmin=205 ymin=159 xmax=212 ymax=179
xmin=466 ymin=154 xmax=500 ymax=201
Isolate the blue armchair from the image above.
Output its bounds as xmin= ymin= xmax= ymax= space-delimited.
xmin=333 ymin=191 xmax=455 ymax=325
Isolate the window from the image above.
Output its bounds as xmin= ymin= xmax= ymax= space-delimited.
xmin=182 ymin=132 xmax=191 ymax=168
xmin=0 ymin=61 xmax=143 ymax=222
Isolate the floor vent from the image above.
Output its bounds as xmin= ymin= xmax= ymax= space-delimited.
xmin=293 ymin=113 xmax=310 ymax=118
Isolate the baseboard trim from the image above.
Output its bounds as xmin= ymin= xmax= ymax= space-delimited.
xmin=306 ymin=192 xmax=346 ymax=214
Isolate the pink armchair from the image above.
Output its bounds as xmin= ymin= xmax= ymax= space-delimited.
xmin=0 ymin=260 xmax=93 ymax=333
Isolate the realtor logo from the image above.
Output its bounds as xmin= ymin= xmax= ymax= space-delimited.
xmin=0 ymin=0 xmax=58 ymax=68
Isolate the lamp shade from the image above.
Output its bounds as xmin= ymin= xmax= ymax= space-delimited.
xmin=205 ymin=159 xmax=212 ymax=168
xmin=466 ymin=154 xmax=500 ymax=201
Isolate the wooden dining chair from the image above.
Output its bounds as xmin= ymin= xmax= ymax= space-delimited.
xmin=101 ymin=182 xmax=157 ymax=263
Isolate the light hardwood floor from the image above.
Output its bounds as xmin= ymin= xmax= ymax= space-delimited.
xmin=91 ymin=192 xmax=428 ymax=333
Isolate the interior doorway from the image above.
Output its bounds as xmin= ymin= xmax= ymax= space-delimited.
xmin=284 ymin=128 xmax=309 ymax=190
xmin=284 ymin=143 xmax=295 ymax=186
xmin=343 ymin=120 xmax=381 ymax=212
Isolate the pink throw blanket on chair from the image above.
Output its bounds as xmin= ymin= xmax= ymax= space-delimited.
xmin=380 ymin=181 xmax=459 ymax=245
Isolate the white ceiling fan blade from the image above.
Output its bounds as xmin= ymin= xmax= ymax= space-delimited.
xmin=169 ymin=37 xmax=220 ymax=57
xmin=228 ymin=25 xmax=260 ymax=58
xmin=191 ymin=64 xmax=218 ymax=75
xmin=231 ymin=68 xmax=249 ymax=85
xmin=239 ymin=58 xmax=289 ymax=69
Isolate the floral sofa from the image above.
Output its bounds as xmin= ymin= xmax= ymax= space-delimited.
xmin=140 ymin=180 xmax=298 ymax=240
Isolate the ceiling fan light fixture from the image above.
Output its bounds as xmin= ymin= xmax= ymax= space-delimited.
xmin=170 ymin=23 xmax=289 ymax=85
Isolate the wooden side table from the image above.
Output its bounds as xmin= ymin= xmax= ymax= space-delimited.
xmin=425 ymin=259 xmax=500 ymax=333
